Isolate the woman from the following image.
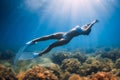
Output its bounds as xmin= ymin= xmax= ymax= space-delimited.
xmin=26 ymin=19 xmax=98 ymax=57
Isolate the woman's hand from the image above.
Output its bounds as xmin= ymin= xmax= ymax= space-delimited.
xmin=92 ymin=19 xmax=99 ymax=24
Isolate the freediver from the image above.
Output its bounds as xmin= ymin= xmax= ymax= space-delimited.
xmin=26 ymin=19 xmax=98 ymax=57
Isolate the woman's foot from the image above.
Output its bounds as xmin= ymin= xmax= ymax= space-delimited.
xmin=26 ymin=40 xmax=37 ymax=45
xmin=38 ymin=53 xmax=44 ymax=57
xmin=33 ymin=52 xmax=39 ymax=58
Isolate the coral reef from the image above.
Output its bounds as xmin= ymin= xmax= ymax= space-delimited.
xmin=77 ymin=57 xmax=113 ymax=76
xmin=101 ymin=48 xmax=120 ymax=61
xmin=0 ymin=50 xmax=15 ymax=60
xmin=79 ymin=57 xmax=101 ymax=76
xmin=61 ymin=58 xmax=81 ymax=74
xmin=0 ymin=64 xmax=17 ymax=80
xmin=0 ymin=48 xmax=120 ymax=80
xmin=89 ymin=72 xmax=118 ymax=80
xmin=111 ymin=69 xmax=120 ymax=77
xmin=51 ymin=51 xmax=87 ymax=65
xmin=0 ymin=60 xmax=12 ymax=67
xmin=14 ymin=60 xmax=33 ymax=73
xmin=71 ymin=52 xmax=87 ymax=63
xmin=68 ymin=74 xmax=82 ymax=80
xmin=45 ymin=63 xmax=64 ymax=79
xmin=18 ymin=65 xmax=58 ymax=80
xmin=115 ymin=58 xmax=120 ymax=69
xmin=98 ymin=58 xmax=113 ymax=72
xmin=15 ymin=57 xmax=54 ymax=73
xmin=51 ymin=52 xmax=70 ymax=65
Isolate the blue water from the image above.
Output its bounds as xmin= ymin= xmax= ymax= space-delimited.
xmin=0 ymin=0 xmax=120 ymax=52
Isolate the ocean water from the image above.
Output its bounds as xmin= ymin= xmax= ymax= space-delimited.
xmin=0 ymin=0 xmax=120 ymax=51
xmin=0 ymin=0 xmax=120 ymax=62
xmin=0 ymin=0 xmax=120 ymax=79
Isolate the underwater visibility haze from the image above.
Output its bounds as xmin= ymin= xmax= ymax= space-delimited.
xmin=1 ymin=0 xmax=120 ymax=80
xmin=0 ymin=0 xmax=120 ymax=51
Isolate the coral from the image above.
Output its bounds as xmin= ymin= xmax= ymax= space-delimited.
xmin=89 ymin=72 xmax=118 ymax=80
xmin=101 ymin=49 xmax=120 ymax=61
xmin=14 ymin=60 xmax=33 ymax=73
xmin=71 ymin=52 xmax=87 ymax=63
xmin=0 ymin=50 xmax=15 ymax=60
xmin=60 ymin=72 xmax=71 ymax=80
xmin=22 ymin=65 xmax=58 ymax=80
xmin=79 ymin=57 xmax=113 ymax=76
xmin=98 ymin=58 xmax=113 ymax=72
xmin=0 ymin=60 xmax=12 ymax=67
xmin=115 ymin=58 xmax=120 ymax=69
xmin=45 ymin=63 xmax=64 ymax=79
xmin=68 ymin=74 xmax=82 ymax=80
xmin=84 ymin=57 xmax=99 ymax=64
xmin=1 ymin=48 xmax=120 ymax=80
xmin=51 ymin=51 xmax=87 ymax=65
xmin=111 ymin=69 xmax=120 ymax=77
xmin=46 ymin=64 xmax=71 ymax=80
xmin=61 ymin=58 xmax=81 ymax=74
xmin=15 ymin=57 xmax=55 ymax=73
xmin=51 ymin=52 xmax=70 ymax=64
xmin=16 ymin=71 xmax=25 ymax=80
xmin=79 ymin=57 xmax=102 ymax=76
xmin=0 ymin=64 xmax=17 ymax=80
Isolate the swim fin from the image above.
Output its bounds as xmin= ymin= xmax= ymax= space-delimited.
xmin=17 ymin=52 xmax=39 ymax=60
xmin=14 ymin=45 xmax=29 ymax=64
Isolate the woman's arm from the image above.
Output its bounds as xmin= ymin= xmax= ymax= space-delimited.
xmin=84 ymin=19 xmax=98 ymax=31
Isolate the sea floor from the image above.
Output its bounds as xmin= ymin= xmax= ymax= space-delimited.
xmin=0 ymin=47 xmax=120 ymax=80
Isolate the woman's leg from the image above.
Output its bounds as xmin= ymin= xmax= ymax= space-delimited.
xmin=38 ymin=39 xmax=70 ymax=56
xmin=32 ymin=32 xmax=64 ymax=42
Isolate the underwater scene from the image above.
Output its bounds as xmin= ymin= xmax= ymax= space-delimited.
xmin=0 ymin=0 xmax=120 ymax=80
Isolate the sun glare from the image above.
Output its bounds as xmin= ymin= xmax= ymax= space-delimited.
xmin=24 ymin=0 xmax=117 ymax=31
xmin=25 ymin=0 xmax=47 ymax=11
xmin=24 ymin=0 xmax=115 ymax=19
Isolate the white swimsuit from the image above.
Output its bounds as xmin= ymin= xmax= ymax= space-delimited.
xmin=62 ymin=25 xmax=83 ymax=39
xmin=73 ymin=25 xmax=83 ymax=33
